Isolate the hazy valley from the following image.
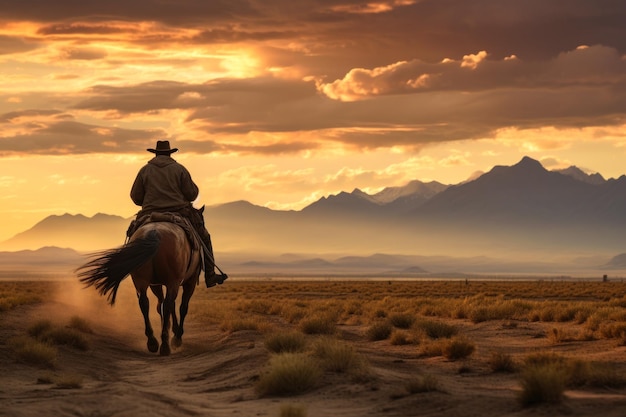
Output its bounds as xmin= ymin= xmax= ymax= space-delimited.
xmin=2 ymin=156 xmax=626 ymax=278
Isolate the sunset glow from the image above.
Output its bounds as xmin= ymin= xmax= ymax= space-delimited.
xmin=1 ymin=1 xmax=625 ymax=241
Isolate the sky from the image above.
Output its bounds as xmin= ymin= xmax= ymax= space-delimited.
xmin=1 ymin=0 xmax=626 ymax=242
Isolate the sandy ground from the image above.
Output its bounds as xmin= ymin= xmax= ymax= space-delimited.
xmin=1 ymin=280 xmax=626 ymax=417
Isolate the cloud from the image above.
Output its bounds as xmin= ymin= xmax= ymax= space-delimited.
xmin=0 ymin=118 xmax=162 ymax=155
xmin=60 ymin=47 xmax=108 ymax=60
xmin=320 ymin=45 xmax=626 ymax=100
xmin=1 ymin=2 xmax=625 ymax=156
xmin=0 ymin=35 xmax=40 ymax=54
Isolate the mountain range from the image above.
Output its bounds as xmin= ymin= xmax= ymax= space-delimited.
xmin=2 ymin=156 xmax=626 ymax=277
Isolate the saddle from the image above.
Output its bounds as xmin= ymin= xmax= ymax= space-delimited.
xmin=126 ymin=211 xmax=199 ymax=252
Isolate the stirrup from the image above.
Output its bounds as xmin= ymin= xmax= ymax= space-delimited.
xmin=205 ymin=271 xmax=228 ymax=288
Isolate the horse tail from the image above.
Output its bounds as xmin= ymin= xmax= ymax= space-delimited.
xmin=77 ymin=229 xmax=161 ymax=305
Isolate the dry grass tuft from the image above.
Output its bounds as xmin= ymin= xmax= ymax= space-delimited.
xmin=279 ymin=404 xmax=307 ymax=417
xmin=415 ymin=319 xmax=457 ymax=339
xmin=312 ymin=337 xmax=369 ymax=375
xmin=221 ymin=317 xmax=270 ymax=333
xmin=405 ymin=374 xmax=441 ymax=394
xmin=442 ymin=336 xmax=475 ymax=361
xmin=26 ymin=319 xmax=90 ymax=350
xmin=256 ymin=353 xmax=321 ymax=396
xmin=519 ymin=363 xmax=566 ymax=406
xmin=298 ymin=312 xmax=336 ymax=335
xmin=389 ymin=330 xmax=414 ymax=345
xmin=264 ymin=331 xmax=308 ymax=354
xmin=366 ymin=321 xmax=393 ymax=341
xmin=9 ymin=336 xmax=57 ymax=368
xmin=388 ymin=313 xmax=415 ymax=329
xmin=488 ymin=351 xmax=516 ymax=373
xmin=0 ymin=281 xmax=47 ymax=312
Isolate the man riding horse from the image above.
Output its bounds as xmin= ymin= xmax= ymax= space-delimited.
xmin=130 ymin=140 xmax=227 ymax=288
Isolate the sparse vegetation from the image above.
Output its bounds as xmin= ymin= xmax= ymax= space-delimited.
xmin=415 ymin=319 xmax=457 ymax=339
xmin=366 ymin=320 xmax=393 ymax=341
xmin=298 ymin=312 xmax=337 ymax=335
xmin=519 ymin=352 xmax=626 ymax=398
xmin=265 ymin=331 xmax=308 ymax=354
xmin=9 ymin=336 xmax=57 ymax=368
xmin=279 ymin=404 xmax=307 ymax=417
xmin=519 ymin=363 xmax=567 ymax=406
xmin=389 ymin=312 xmax=415 ymax=329
xmin=488 ymin=351 xmax=516 ymax=373
xmin=442 ymin=336 xmax=475 ymax=361
xmin=5 ymin=279 xmax=626 ymax=415
xmin=256 ymin=353 xmax=322 ymax=396
xmin=390 ymin=329 xmax=413 ymax=345
xmin=27 ymin=319 xmax=89 ymax=351
xmin=405 ymin=374 xmax=441 ymax=394
xmin=0 ymin=281 xmax=50 ymax=312
xmin=312 ymin=337 xmax=368 ymax=375
xmin=221 ymin=317 xmax=269 ymax=333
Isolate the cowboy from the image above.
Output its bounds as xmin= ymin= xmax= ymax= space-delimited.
xmin=130 ymin=140 xmax=227 ymax=288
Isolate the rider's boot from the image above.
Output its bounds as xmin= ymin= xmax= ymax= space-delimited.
xmin=198 ymin=228 xmax=228 ymax=288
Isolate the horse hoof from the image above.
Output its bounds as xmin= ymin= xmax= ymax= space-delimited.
xmin=159 ymin=344 xmax=171 ymax=356
xmin=147 ymin=337 xmax=159 ymax=353
xmin=172 ymin=336 xmax=182 ymax=348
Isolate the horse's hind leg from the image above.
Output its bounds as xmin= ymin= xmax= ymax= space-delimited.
xmin=138 ymin=291 xmax=159 ymax=353
xmin=150 ymin=285 xmax=164 ymax=322
xmin=159 ymin=289 xmax=177 ymax=356
xmin=173 ymin=277 xmax=196 ymax=347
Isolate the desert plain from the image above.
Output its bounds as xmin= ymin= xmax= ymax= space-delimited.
xmin=1 ymin=277 xmax=626 ymax=417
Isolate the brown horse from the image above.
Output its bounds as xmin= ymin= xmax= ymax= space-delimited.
xmin=77 ymin=218 xmax=202 ymax=356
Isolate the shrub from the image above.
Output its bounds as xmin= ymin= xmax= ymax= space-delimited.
xmin=581 ymin=362 xmax=626 ymax=388
xmin=9 ymin=336 xmax=57 ymax=368
xmin=488 ymin=351 xmax=516 ymax=373
xmin=442 ymin=337 xmax=475 ymax=361
xmin=264 ymin=331 xmax=307 ymax=354
xmin=238 ymin=299 xmax=276 ymax=315
xmin=519 ymin=364 xmax=566 ymax=406
xmin=41 ymin=328 xmax=90 ymax=351
xmin=256 ymin=353 xmax=321 ymax=396
xmin=406 ymin=374 xmax=440 ymax=393
xmin=366 ymin=321 xmax=392 ymax=341
xmin=312 ymin=338 xmax=368 ymax=374
xmin=281 ymin=305 xmax=307 ymax=324
xmin=415 ymin=320 xmax=457 ymax=339
xmin=547 ymin=327 xmax=572 ymax=344
xmin=279 ymin=404 xmax=307 ymax=417
xmin=598 ymin=322 xmax=626 ymax=339
xmin=299 ymin=314 xmax=336 ymax=335
xmin=28 ymin=320 xmax=54 ymax=338
xmin=372 ymin=309 xmax=387 ymax=319
xmin=27 ymin=319 xmax=90 ymax=350
xmin=390 ymin=330 xmax=413 ymax=345
xmin=389 ymin=313 xmax=415 ymax=329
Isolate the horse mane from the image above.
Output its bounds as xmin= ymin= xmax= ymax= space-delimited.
xmin=77 ymin=229 xmax=161 ymax=304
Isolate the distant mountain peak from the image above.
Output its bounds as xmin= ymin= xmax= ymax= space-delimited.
xmin=515 ymin=156 xmax=545 ymax=170
xmin=556 ymin=166 xmax=606 ymax=185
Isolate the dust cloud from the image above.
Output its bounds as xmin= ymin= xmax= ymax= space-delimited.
xmin=49 ymin=276 xmax=152 ymax=350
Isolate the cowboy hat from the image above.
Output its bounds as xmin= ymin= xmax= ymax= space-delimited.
xmin=147 ymin=140 xmax=178 ymax=154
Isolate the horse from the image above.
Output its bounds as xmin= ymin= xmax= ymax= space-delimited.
xmin=77 ymin=212 xmax=202 ymax=356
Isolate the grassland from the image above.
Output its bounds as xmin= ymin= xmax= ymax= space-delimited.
xmin=1 ymin=278 xmax=625 ymax=416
